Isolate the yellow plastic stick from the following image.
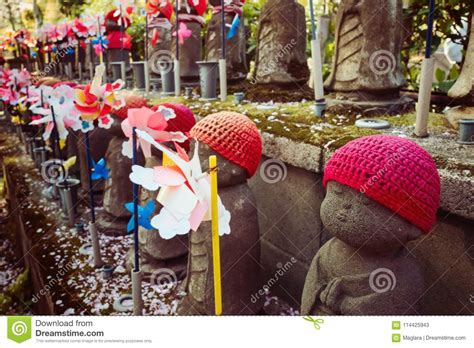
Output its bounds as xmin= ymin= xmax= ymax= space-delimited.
xmin=209 ymin=155 xmax=222 ymax=316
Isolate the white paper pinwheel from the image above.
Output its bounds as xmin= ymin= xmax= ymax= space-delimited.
xmin=29 ymin=84 xmax=82 ymax=142
xmin=130 ymin=130 xmax=231 ymax=240
xmin=121 ymin=106 xmax=187 ymax=159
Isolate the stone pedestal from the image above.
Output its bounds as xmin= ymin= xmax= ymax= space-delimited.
xmin=254 ymin=0 xmax=309 ymax=84
xmin=205 ymin=1 xmax=248 ymax=81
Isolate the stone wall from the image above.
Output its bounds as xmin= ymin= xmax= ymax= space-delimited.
xmin=249 ymin=132 xmax=474 ymax=314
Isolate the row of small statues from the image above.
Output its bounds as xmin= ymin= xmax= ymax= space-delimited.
xmin=67 ymin=93 xmax=440 ymax=316
xmin=92 ymin=0 xmax=407 ymax=98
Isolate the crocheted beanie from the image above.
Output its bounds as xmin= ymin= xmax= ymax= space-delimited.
xmin=112 ymin=95 xmax=148 ymax=119
xmin=190 ymin=111 xmax=262 ymax=177
xmin=323 ymin=135 xmax=440 ymax=233
xmin=152 ymin=103 xmax=196 ymax=151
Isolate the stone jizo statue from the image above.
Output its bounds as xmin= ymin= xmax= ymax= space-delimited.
xmin=177 ymin=112 xmax=264 ymax=315
xmin=301 ymin=135 xmax=441 ymax=315
xmin=325 ymin=0 xmax=405 ymax=100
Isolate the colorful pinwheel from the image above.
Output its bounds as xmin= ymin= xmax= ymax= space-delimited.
xmin=74 ymin=65 xmax=124 ymax=132
xmin=130 ymin=130 xmax=231 ymax=240
xmin=121 ymin=106 xmax=187 ymax=159
xmin=91 ymin=158 xmax=110 ymax=180
xmin=91 ymin=35 xmax=109 ymax=56
xmin=125 ymin=200 xmax=155 ymax=233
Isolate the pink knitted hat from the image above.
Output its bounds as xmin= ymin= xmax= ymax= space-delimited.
xmin=323 ymin=135 xmax=440 ymax=233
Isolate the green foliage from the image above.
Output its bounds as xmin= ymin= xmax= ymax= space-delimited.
xmin=0 ymin=268 xmax=30 ymax=313
xmin=433 ymin=64 xmax=460 ymax=92
xmin=59 ymin=0 xmax=87 ymax=18
xmin=127 ymin=12 xmax=146 ymax=61
xmin=80 ymin=0 xmax=115 ymax=17
xmin=403 ymin=0 xmax=473 ymax=62
xmin=21 ymin=10 xmax=36 ymax=29
xmin=243 ymin=0 xmax=265 ymax=61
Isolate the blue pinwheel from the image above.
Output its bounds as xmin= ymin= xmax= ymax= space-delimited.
xmin=125 ymin=200 xmax=155 ymax=233
xmin=91 ymin=158 xmax=110 ymax=181
xmin=227 ymin=15 xmax=241 ymax=40
xmin=91 ymin=36 xmax=109 ymax=46
xmin=91 ymin=36 xmax=109 ymax=53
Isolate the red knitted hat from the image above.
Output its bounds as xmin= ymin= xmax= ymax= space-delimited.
xmin=151 ymin=103 xmax=196 ymax=151
xmin=112 ymin=95 xmax=148 ymax=119
xmin=323 ymin=135 xmax=440 ymax=233
xmin=190 ymin=111 xmax=262 ymax=177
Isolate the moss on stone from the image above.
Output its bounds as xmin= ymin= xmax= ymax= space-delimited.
xmin=150 ymin=96 xmax=451 ymax=150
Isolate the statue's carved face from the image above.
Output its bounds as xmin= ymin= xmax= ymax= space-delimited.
xmin=320 ymin=181 xmax=423 ymax=253
xmin=194 ymin=142 xmax=247 ymax=187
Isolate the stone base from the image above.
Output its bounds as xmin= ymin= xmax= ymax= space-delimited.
xmin=125 ymin=248 xmax=188 ymax=283
xmin=95 ymin=210 xmax=129 ymax=236
xmin=445 ymin=106 xmax=474 ymax=129
xmin=326 ymin=94 xmax=415 ymax=116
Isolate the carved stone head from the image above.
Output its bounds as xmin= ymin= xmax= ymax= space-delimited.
xmin=193 ymin=142 xmax=248 ymax=187
xmin=321 ymin=135 xmax=441 ymax=253
xmin=321 ymin=181 xmax=423 ymax=253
